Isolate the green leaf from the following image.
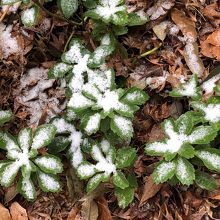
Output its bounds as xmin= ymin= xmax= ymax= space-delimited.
xmin=112 ymin=10 xmax=128 ymax=26
xmin=81 ymin=112 xmax=101 ymax=135
xmin=48 ymin=62 xmax=72 ymax=79
xmin=68 ymin=93 xmax=94 ymax=112
xmin=47 ymin=136 xmax=71 ymax=154
xmin=110 ymin=115 xmax=133 ymax=140
xmin=188 ymin=126 xmax=217 ymax=144
xmin=18 ymin=177 xmax=36 ymax=201
xmin=178 ymin=143 xmax=195 ymax=159
xmin=153 ymin=160 xmax=176 ymax=184
xmin=121 ymin=87 xmax=149 ymax=105
xmin=21 ymin=161 xmax=36 ymax=179
xmin=18 ymin=128 xmax=32 ymax=151
xmin=112 ymin=171 xmax=129 ymax=189
xmin=84 ymin=9 xmax=100 ymax=20
xmin=127 ymin=12 xmax=149 ymax=26
xmin=76 ymin=162 xmax=96 ymax=179
xmin=195 ymin=171 xmax=217 ymax=190
xmin=31 ymin=124 xmax=56 ymax=150
xmin=196 ymin=148 xmax=220 ymax=172
xmin=214 ymin=85 xmax=220 ymax=93
xmin=115 ymin=187 xmax=134 ymax=208
xmin=0 ymin=162 xmax=20 ymax=187
xmin=175 ymin=112 xmax=194 ymax=135
xmin=112 ymin=25 xmax=128 ymax=36
xmin=21 ymin=6 xmax=39 ymax=27
xmin=169 ymin=74 xmax=201 ymax=100
xmin=115 ymin=147 xmax=137 ymax=169
xmin=58 ymin=0 xmax=78 ymax=18
xmin=86 ymin=173 xmax=108 ymax=192
xmin=34 ymin=155 xmax=63 ymax=174
xmin=176 ymin=157 xmax=195 ymax=185
xmin=37 ymin=171 xmax=62 ymax=192
xmin=83 ymin=0 xmax=98 ymax=9
xmin=0 ymin=110 xmax=12 ymax=125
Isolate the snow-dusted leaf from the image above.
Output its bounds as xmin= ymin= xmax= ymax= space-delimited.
xmin=47 ymin=136 xmax=71 ymax=154
xmin=188 ymin=126 xmax=217 ymax=144
xmin=0 ymin=162 xmax=20 ymax=187
xmin=59 ymin=0 xmax=78 ymax=18
xmin=34 ymin=155 xmax=63 ymax=174
xmin=77 ymin=162 xmax=96 ymax=179
xmin=115 ymin=147 xmax=136 ymax=169
xmin=145 ymin=140 xmax=168 ymax=156
xmin=202 ymin=73 xmax=220 ymax=95
xmin=176 ymin=157 xmax=195 ymax=185
xmin=81 ymin=112 xmax=101 ymax=135
xmin=169 ymin=74 xmax=201 ymax=100
xmin=0 ymin=110 xmax=12 ymax=125
xmin=121 ymin=87 xmax=149 ymax=105
xmin=18 ymin=128 xmax=32 ymax=151
xmin=196 ymin=148 xmax=220 ymax=172
xmin=112 ymin=171 xmax=129 ymax=189
xmin=175 ymin=112 xmax=194 ymax=135
xmin=31 ymin=124 xmax=56 ymax=149
xmin=37 ymin=171 xmax=61 ymax=192
xmin=110 ymin=115 xmax=133 ymax=139
xmin=68 ymin=93 xmax=94 ymax=112
xmin=115 ymin=187 xmax=134 ymax=208
xmin=86 ymin=173 xmax=108 ymax=192
xmin=18 ymin=177 xmax=36 ymax=201
xmin=82 ymin=84 xmax=101 ymax=101
xmin=127 ymin=11 xmax=149 ymax=26
xmin=184 ymin=42 xmax=205 ymax=78
xmin=153 ymin=160 xmax=176 ymax=184
xmin=1 ymin=0 xmax=19 ymax=5
xmin=191 ymin=101 xmax=220 ymax=125
xmin=0 ymin=132 xmax=20 ymax=159
xmin=195 ymin=171 xmax=217 ymax=190
xmin=21 ymin=6 xmax=39 ymax=27
xmin=48 ymin=62 xmax=72 ymax=79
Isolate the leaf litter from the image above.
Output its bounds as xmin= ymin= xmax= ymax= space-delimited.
xmin=0 ymin=0 xmax=220 ymax=219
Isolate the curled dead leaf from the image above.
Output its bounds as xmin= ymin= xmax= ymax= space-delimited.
xmin=0 ymin=203 xmax=11 ymax=220
xmin=140 ymin=175 xmax=162 ymax=206
xmin=9 ymin=202 xmax=28 ymax=220
xmin=201 ymin=28 xmax=220 ymax=61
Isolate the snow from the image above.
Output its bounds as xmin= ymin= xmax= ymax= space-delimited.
xmin=113 ymin=115 xmax=133 ymax=135
xmin=1 ymin=162 xmax=20 ymax=185
xmin=18 ymin=129 xmax=31 ymax=150
xmin=34 ymin=157 xmax=60 ymax=171
xmin=155 ymin=161 xmax=175 ymax=181
xmin=68 ymin=93 xmax=94 ymax=109
xmin=22 ymin=178 xmax=35 ymax=200
xmin=77 ymin=163 xmax=96 ymax=177
xmin=0 ymin=110 xmax=11 ymax=120
xmin=197 ymin=151 xmax=220 ymax=171
xmin=202 ymin=73 xmax=220 ymax=94
xmin=38 ymin=172 xmax=60 ymax=191
xmin=95 ymin=0 xmax=125 ymax=21
xmin=100 ymin=139 xmax=110 ymax=153
xmin=0 ymin=23 xmax=21 ymax=59
xmin=176 ymin=158 xmax=188 ymax=180
xmin=84 ymin=113 xmax=101 ymax=134
xmin=21 ymin=7 xmax=36 ymax=26
xmin=193 ymin=103 xmax=220 ymax=123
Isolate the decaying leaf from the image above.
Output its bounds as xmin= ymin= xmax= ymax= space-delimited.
xmin=139 ymin=175 xmax=162 ymax=206
xmin=9 ymin=202 xmax=28 ymax=220
xmin=0 ymin=203 xmax=11 ymax=220
xmin=81 ymin=199 xmax=99 ymax=220
xmin=201 ymin=28 xmax=220 ymax=61
xmin=147 ymin=0 xmax=175 ymax=20
xmin=96 ymin=196 xmax=112 ymax=220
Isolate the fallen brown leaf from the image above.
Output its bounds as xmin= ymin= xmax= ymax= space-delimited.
xmin=0 ymin=203 xmax=11 ymax=220
xmin=96 ymin=196 xmax=112 ymax=220
xmin=81 ymin=199 xmax=99 ymax=220
xmin=201 ymin=28 xmax=220 ymax=61
xmin=67 ymin=206 xmax=79 ymax=220
xmin=9 ymin=202 xmax=28 ymax=220
xmin=139 ymin=175 xmax=162 ymax=206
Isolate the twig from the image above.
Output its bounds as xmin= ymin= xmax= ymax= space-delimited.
xmin=0 ymin=5 xmax=10 ymax=22
xmin=138 ymin=43 xmax=162 ymax=59
xmin=31 ymin=0 xmax=82 ymax=26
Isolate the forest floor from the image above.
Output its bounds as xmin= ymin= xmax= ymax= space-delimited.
xmin=0 ymin=0 xmax=220 ymax=219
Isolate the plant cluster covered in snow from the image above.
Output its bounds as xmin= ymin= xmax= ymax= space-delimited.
xmin=49 ymin=37 xmax=149 ymax=140
xmin=0 ymin=124 xmax=63 ymax=200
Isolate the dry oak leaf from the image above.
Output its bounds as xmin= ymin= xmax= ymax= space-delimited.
xmin=0 ymin=203 xmax=11 ymax=220
xmin=201 ymin=28 xmax=220 ymax=61
xmin=171 ymin=8 xmax=197 ymax=41
xmin=9 ymin=202 xmax=28 ymax=220
xmin=139 ymin=175 xmax=162 ymax=206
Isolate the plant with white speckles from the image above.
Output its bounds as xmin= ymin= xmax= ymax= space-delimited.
xmin=0 ymin=124 xmax=63 ymax=201
xmin=145 ymin=111 xmax=220 ymax=189
xmin=0 ymin=109 xmax=12 ymax=126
